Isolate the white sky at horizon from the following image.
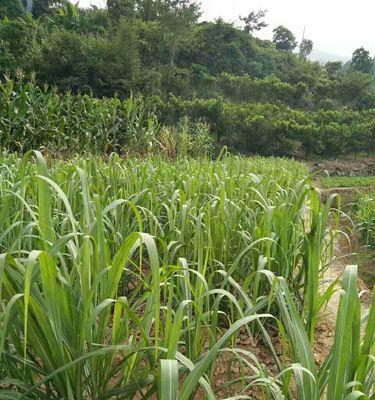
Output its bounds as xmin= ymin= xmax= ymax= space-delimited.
xmin=75 ymin=0 xmax=375 ymax=57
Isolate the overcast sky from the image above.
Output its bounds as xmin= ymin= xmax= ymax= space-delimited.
xmin=76 ymin=0 xmax=374 ymax=57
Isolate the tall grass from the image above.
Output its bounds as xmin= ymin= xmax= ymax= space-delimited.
xmin=0 ymin=152 xmax=373 ymax=398
xmin=267 ymin=265 xmax=374 ymax=400
xmin=0 ymin=152 xmax=321 ymax=301
xmin=356 ymin=191 xmax=375 ymax=249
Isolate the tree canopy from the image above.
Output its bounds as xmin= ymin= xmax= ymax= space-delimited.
xmin=0 ymin=1 xmax=374 ymax=158
xmin=272 ymin=25 xmax=297 ymax=51
xmin=0 ymin=0 xmax=25 ymax=19
xmin=352 ymin=47 xmax=373 ymax=73
xmin=299 ymin=38 xmax=313 ymax=59
xmin=240 ymin=9 xmax=267 ymax=34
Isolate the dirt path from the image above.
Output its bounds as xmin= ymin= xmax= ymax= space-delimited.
xmin=314 ymin=218 xmax=372 ymax=365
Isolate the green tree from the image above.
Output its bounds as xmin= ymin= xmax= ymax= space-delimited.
xmin=321 ymin=122 xmax=350 ymax=158
xmin=57 ymin=0 xmax=80 ymax=29
xmin=107 ymin=0 xmax=136 ymax=21
xmin=272 ymin=25 xmax=297 ymax=51
xmin=299 ymin=38 xmax=313 ymax=59
xmin=114 ymin=17 xmax=140 ymax=83
xmin=78 ymin=7 xmax=111 ymax=34
xmin=240 ymin=9 xmax=267 ymax=34
xmin=0 ymin=17 xmax=34 ymax=73
xmin=32 ymin=0 xmax=55 ymax=17
xmin=325 ymin=61 xmax=343 ymax=79
xmin=186 ymin=20 xmax=255 ymax=76
xmin=159 ymin=0 xmax=200 ymax=76
xmin=137 ymin=0 xmax=159 ymax=20
xmin=351 ymin=47 xmax=373 ymax=73
xmin=31 ymin=27 xmax=89 ymax=90
xmin=0 ymin=0 xmax=25 ymax=18
xmin=339 ymin=70 xmax=374 ymax=107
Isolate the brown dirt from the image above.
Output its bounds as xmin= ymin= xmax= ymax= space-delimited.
xmin=309 ymin=159 xmax=375 ymax=177
xmin=314 ymin=214 xmax=372 ymax=365
xmin=194 ymin=328 xmax=286 ymax=399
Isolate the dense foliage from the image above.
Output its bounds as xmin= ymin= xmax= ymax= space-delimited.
xmin=0 ymin=153 xmax=374 ymax=398
xmin=2 ymin=77 xmax=375 ymax=157
xmin=0 ymin=78 xmax=214 ymax=156
xmin=0 ymin=3 xmax=373 ymax=397
xmin=1 ymin=0 xmax=375 ymax=156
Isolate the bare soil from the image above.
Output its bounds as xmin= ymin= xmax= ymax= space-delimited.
xmin=309 ymin=159 xmax=375 ymax=177
xmin=314 ymin=189 xmax=373 ymax=364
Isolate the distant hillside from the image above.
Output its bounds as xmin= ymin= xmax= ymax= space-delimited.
xmin=308 ymin=49 xmax=350 ymax=64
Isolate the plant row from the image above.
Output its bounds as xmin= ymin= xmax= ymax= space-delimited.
xmin=0 ymin=153 xmax=373 ymax=398
xmin=2 ymin=79 xmax=375 ymax=157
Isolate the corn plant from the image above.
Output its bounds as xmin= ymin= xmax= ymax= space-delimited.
xmin=0 ymin=78 xmax=160 ymax=154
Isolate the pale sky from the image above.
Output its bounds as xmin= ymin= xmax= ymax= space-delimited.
xmin=76 ymin=0 xmax=375 ymax=57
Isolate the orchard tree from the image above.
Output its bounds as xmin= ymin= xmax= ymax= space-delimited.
xmin=299 ymin=38 xmax=313 ymax=59
xmin=351 ymin=47 xmax=373 ymax=73
xmin=339 ymin=70 xmax=373 ymax=106
xmin=240 ymin=9 xmax=267 ymax=34
xmin=272 ymin=25 xmax=297 ymax=51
